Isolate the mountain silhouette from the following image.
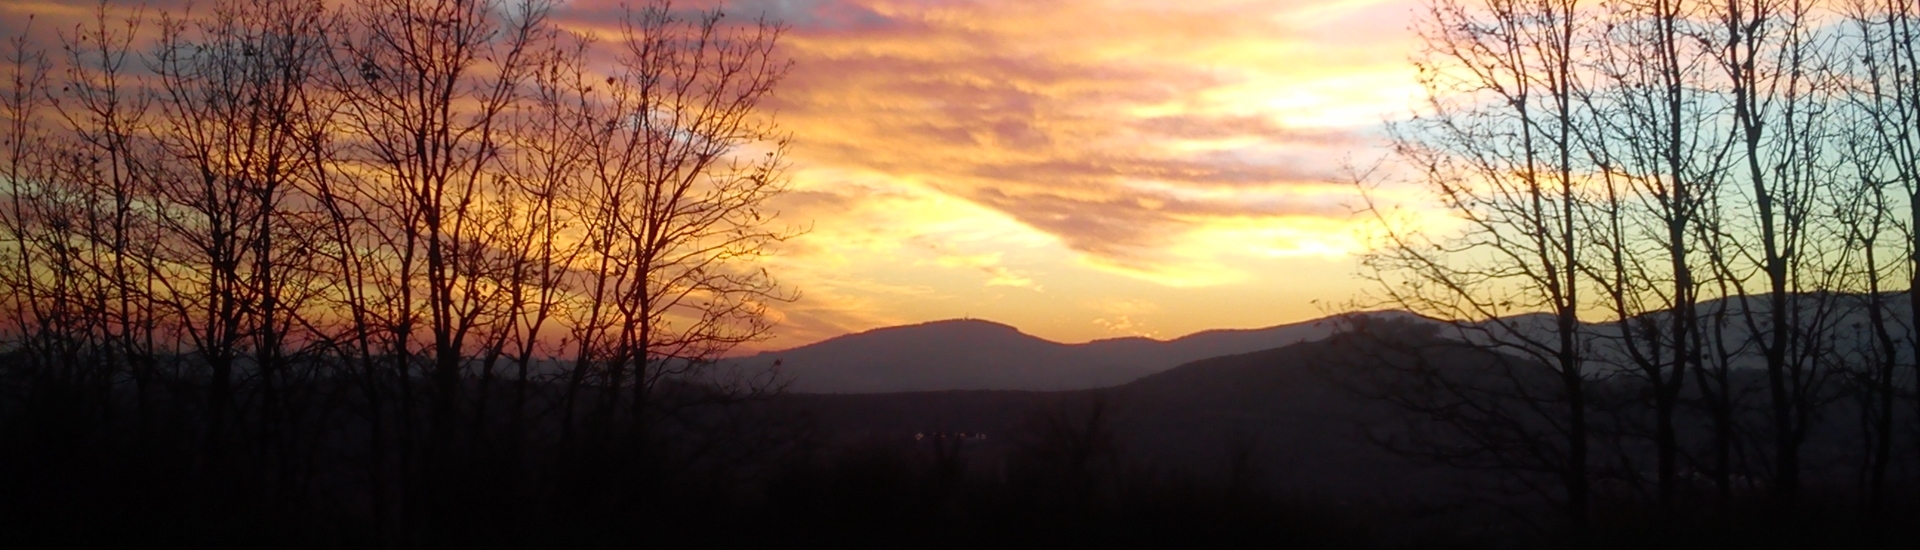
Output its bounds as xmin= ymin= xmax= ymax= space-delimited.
xmin=741 ymin=293 xmax=1901 ymax=394
xmin=779 ymin=324 xmax=1498 ymax=502
xmin=734 ymin=314 xmax=1404 ymax=393
xmin=781 ymin=308 xmax=1874 ymax=505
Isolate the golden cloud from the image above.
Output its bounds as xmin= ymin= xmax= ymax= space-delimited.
xmin=723 ymin=0 xmax=1414 ymax=280
xmin=0 ymin=0 xmax=1430 ymax=350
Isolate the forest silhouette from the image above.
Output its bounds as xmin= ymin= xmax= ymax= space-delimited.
xmin=4 ymin=0 xmax=1920 ymax=548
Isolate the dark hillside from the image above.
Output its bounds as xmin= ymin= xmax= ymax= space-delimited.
xmin=733 ymin=315 xmax=1384 ymax=393
xmin=778 ymin=329 xmax=1497 ymax=505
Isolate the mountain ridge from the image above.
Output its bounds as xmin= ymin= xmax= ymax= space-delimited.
xmin=737 ymin=292 xmax=1905 ymax=394
xmin=731 ymin=312 xmax=1417 ymax=393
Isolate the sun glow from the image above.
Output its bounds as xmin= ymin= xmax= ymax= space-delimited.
xmin=0 ymin=0 xmax=1437 ymax=351
xmin=695 ymin=0 xmax=1433 ymax=350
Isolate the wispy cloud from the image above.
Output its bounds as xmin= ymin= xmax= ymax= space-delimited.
xmin=4 ymin=0 xmax=1427 ymax=349
xmin=718 ymin=0 xmax=1424 ymax=346
xmin=737 ymin=0 xmax=1414 ymax=280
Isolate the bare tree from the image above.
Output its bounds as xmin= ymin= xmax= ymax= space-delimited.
xmin=326 ymin=0 xmax=554 ymax=535
xmin=0 ymin=0 xmax=809 ymax=543
xmin=146 ymin=0 xmax=336 ymax=472
xmin=0 ymin=17 xmax=53 ymax=372
xmin=1837 ymin=0 xmax=1920 ymax=514
xmin=48 ymin=2 xmax=161 ymax=435
xmin=1705 ymin=0 xmax=1850 ymax=502
xmin=558 ymin=2 xmax=795 ymax=448
xmin=1356 ymin=0 xmax=1596 ymax=527
xmin=467 ymin=24 xmax=587 ymax=458
xmin=513 ymin=33 xmax=587 ymax=405
xmin=1578 ymin=0 xmax=1732 ymax=506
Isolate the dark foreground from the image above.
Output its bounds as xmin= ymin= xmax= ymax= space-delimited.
xmin=6 ymin=331 xmax=1920 ymax=549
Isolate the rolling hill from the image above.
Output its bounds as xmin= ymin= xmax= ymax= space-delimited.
xmin=774 ymin=326 xmax=1498 ymax=502
xmin=732 ymin=313 xmax=1415 ymax=393
xmin=738 ymin=293 xmax=1908 ymax=394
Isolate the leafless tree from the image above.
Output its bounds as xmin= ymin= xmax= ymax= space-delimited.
xmin=1835 ymin=0 xmax=1920 ymax=514
xmin=1578 ymin=0 xmax=1732 ymax=506
xmin=0 ymin=17 xmax=53 ymax=373
xmin=0 ymin=0 xmax=809 ymax=543
xmin=557 ymin=2 xmax=796 ymax=448
xmin=325 ymin=0 xmax=554 ymax=536
xmin=1704 ymin=0 xmax=1851 ymax=502
xmin=48 ymin=2 xmax=161 ymax=435
xmin=1356 ymin=0 xmax=1598 ymax=527
xmin=470 ymin=25 xmax=588 ymax=459
xmin=146 ymin=0 xmax=336 ymax=473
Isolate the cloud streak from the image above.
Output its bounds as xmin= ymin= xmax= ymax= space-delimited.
xmin=730 ymin=0 xmax=1414 ymax=278
xmin=661 ymin=0 xmax=1426 ymax=348
xmin=1 ymin=0 xmax=1425 ymax=350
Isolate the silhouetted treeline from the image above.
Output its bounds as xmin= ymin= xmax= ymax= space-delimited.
xmin=0 ymin=0 xmax=808 ymax=546
xmin=12 ymin=0 xmax=1920 ymax=547
xmin=0 ymin=2 xmax=1383 ymax=548
xmin=1355 ymin=0 xmax=1920 ymax=538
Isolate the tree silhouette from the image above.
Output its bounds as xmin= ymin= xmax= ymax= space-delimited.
xmin=1356 ymin=0 xmax=1597 ymax=527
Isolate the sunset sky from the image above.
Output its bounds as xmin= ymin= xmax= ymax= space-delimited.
xmin=0 ymin=0 xmax=1434 ymax=351
xmin=669 ymin=0 xmax=1431 ymax=350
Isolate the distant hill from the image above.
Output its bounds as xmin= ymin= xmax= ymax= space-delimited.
xmin=777 ymin=313 xmax=1870 ymax=504
xmin=777 ymin=327 xmax=1501 ymax=502
xmin=732 ymin=313 xmax=1418 ymax=393
xmin=741 ymin=292 xmax=1908 ymax=394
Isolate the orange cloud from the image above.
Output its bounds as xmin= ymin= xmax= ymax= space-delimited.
xmin=680 ymin=0 xmax=1428 ymax=347
xmin=718 ymin=0 xmax=1409 ymax=270
xmin=1 ymin=0 xmax=1430 ymax=350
